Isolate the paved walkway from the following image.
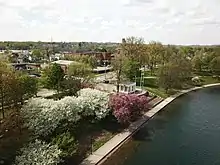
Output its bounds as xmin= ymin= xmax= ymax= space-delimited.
xmin=80 ymin=83 xmax=220 ymax=165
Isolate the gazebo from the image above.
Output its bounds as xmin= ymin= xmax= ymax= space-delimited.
xmin=119 ymin=82 xmax=136 ymax=94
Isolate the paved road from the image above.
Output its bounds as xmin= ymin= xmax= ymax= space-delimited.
xmin=95 ymin=72 xmax=116 ymax=83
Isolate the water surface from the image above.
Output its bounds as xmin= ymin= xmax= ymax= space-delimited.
xmin=123 ymin=86 xmax=220 ymax=165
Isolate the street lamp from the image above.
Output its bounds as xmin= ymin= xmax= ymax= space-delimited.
xmin=104 ymin=53 xmax=107 ymax=81
xmin=90 ymin=136 xmax=93 ymax=154
xmin=141 ymin=70 xmax=144 ymax=90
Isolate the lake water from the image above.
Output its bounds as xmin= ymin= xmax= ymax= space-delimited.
xmin=123 ymin=86 xmax=220 ymax=165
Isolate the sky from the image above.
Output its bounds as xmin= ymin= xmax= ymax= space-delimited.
xmin=0 ymin=0 xmax=220 ymax=45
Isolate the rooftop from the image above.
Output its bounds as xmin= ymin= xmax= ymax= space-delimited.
xmin=93 ymin=66 xmax=113 ymax=72
xmin=52 ymin=60 xmax=79 ymax=66
xmin=10 ymin=63 xmax=40 ymax=66
xmin=119 ymin=82 xmax=136 ymax=86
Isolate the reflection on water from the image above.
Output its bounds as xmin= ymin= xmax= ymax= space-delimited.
xmin=104 ymin=87 xmax=220 ymax=165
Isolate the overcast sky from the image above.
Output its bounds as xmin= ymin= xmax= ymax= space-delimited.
xmin=0 ymin=0 xmax=220 ymax=45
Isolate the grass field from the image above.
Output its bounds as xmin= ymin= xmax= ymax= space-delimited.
xmin=144 ymin=86 xmax=168 ymax=98
xmin=200 ymin=76 xmax=220 ymax=85
xmin=141 ymin=75 xmax=220 ymax=99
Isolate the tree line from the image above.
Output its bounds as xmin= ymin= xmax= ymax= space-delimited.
xmin=0 ymin=41 xmax=118 ymax=54
xmin=112 ymin=37 xmax=220 ymax=93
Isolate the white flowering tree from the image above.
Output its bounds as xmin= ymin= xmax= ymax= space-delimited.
xmin=22 ymin=88 xmax=110 ymax=137
xmin=14 ymin=140 xmax=62 ymax=165
xmin=79 ymin=88 xmax=110 ymax=119
xmin=22 ymin=97 xmax=81 ymax=136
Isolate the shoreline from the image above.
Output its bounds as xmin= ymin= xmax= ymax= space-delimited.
xmin=80 ymin=83 xmax=220 ymax=165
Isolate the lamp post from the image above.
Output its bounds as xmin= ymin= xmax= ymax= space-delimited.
xmin=90 ymin=136 xmax=93 ymax=154
xmin=135 ymin=74 xmax=137 ymax=87
xmin=141 ymin=70 xmax=144 ymax=90
xmin=104 ymin=61 xmax=107 ymax=80
xmin=104 ymin=53 xmax=107 ymax=81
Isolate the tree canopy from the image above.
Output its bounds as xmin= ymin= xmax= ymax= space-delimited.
xmin=67 ymin=63 xmax=93 ymax=83
xmin=41 ymin=63 xmax=64 ymax=92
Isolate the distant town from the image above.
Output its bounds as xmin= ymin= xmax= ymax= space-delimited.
xmin=0 ymin=40 xmax=219 ymax=79
xmin=0 ymin=41 xmax=117 ymax=77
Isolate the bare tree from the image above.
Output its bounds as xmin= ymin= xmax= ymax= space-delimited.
xmin=112 ymin=54 xmax=126 ymax=93
xmin=146 ymin=41 xmax=164 ymax=75
xmin=120 ymin=36 xmax=145 ymax=61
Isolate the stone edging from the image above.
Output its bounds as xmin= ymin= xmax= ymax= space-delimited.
xmin=80 ymin=83 xmax=220 ymax=165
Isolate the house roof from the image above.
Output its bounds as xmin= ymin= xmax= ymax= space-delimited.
xmin=119 ymin=82 xmax=136 ymax=86
xmin=52 ymin=60 xmax=79 ymax=66
xmin=11 ymin=63 xmax=40 ymax=66
xmin=93 ymin=66 xmax=113 ymax=72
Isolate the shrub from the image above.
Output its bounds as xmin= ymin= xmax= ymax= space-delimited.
xmin=14 ymin=140 xmax=62 ymax=165
xmin=22 ymin=88 xmax=110 ymax=137
xmin=52 ymin=132 xmax=78 ymax=158
xmin=22 ymin=97 xmax=81 ymax=137
xmin=79 ymin=88 xmax=110 ymax=119
xmin=191 ymin=76 xmax=202 ymax=86
xmin=109 ymin=94 xmax=148 ymax=124
xmin=60 ymin=76 xmax=81 ymax=97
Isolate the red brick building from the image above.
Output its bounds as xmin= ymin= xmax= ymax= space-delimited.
xmin=77 ymin=51 xmax=111 ymax=61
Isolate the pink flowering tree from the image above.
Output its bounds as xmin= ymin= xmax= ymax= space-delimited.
xmin=109 ymin=94 xmax=149 ymax=124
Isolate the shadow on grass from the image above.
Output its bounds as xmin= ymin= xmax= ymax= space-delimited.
xmin=58 ymin=115 xmax=125 ymax=165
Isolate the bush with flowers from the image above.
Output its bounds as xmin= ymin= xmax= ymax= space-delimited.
xmin=14 ymin=140 xmax=62 ymax=165
xmin=18 ymin=89 xmax=149 ymax=164
xmin=109 ymin=94 xmax=149 ymax=124
xmin=22 ymin=88 xmax=110 ymax=137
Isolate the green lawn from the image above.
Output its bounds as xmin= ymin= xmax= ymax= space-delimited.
xmin=143 ymin=76 xmax=220 ymax=99
xmin=138 ymin=74 xmax=220 ymax=99
xmin=144 ymin=86 xmax=170 ymax=98
xmin=137 ymin=75 xmax=170 ymax=98
xmin=200 ymin=76 xmax=220 ymax=85
xmin=137 ymin=76 xmax=170 ymax=98
xmin=143 ymin=70 xmax=157 ymax=76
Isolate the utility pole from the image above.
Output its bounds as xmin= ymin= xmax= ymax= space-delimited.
xmin=51 ymin=36 xmax=54 ymax=54
xmin=47 ymin=36 xmax=53 ymax=62
xmin=104 ymin=52 xmax=107 ymax=81
xmin=135 ymin=75 xmax=137 ymax=87
xmin=90 ymin=136 xmax=93 ymax=154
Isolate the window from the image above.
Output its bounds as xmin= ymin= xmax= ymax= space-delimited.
xmin=125 ymin=86 xmax=128 ymax=92
xmin=128 ymin=87 xmax=131 ymax=93
xmin=120 ymin=85 xmax=124 ymax=92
